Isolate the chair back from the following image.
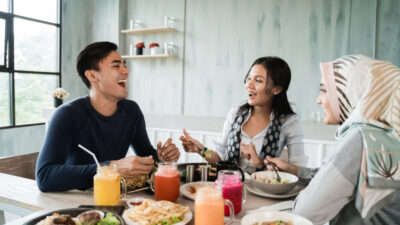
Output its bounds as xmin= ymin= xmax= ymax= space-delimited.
xmin=0 ymin=152 xmax=39 ymax=180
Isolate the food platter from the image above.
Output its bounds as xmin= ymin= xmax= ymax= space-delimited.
xmin=241 ymin=211 xmax=313 ymax=225
xmin=179 ymin=181 xmax=215 ymax=200
xmin=122 ymin=199 xmax=192 ymax=225
xmin=246 ymin=182 xmax=304 ymax=199
xmin=23 ymin=208 xmax=125 ymax=225
xmin=123 ymin=210 xmax=192 ymax=225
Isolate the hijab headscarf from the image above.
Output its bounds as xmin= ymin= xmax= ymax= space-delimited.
xmin=320 ymin=55 xmax=400 ymax=220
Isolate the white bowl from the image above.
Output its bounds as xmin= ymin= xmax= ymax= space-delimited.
xmin=251 ymin=171 xmax=298 ymax=194
xmin=241 ymin=211 xmax=313 ymax=225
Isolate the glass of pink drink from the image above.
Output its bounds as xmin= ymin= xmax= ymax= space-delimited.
xmin=215 ymin=170 xmax=247 ymax=215
xmin=195 ymin=186 xmax=234 ymax=225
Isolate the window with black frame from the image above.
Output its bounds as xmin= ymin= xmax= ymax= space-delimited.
xmin=0 ymin=0 xmax=60 ymax=128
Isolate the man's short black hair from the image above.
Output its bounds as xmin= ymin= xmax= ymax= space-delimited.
xmin=76 ymin=41 xmax=118 ymax=88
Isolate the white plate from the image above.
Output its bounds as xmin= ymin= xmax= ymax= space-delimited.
xmin=122 ymin=209 xmax=192 ymax=225
xmin=246 ymin=182 xmax=304 ymax=199
xmin=241 ymin=211 xmax=313 ymax=225
xmin=180 ymin=181 xmax=215 ymax=200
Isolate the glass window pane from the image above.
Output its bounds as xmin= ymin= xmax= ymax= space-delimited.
xmin=15 ymin=73 xmax=58 ymax=125
xmin=0 ymin=0 xmax=9 ymax=13
xmin=0 ymin=18 xmax=5 ymax=66
xmin=14 ymin=18 xmax=59 ymax=72
xmin=0 ymin=73 xmax=10 ymax=126
xmin=14 ymin=0 xmax=58 ymax=23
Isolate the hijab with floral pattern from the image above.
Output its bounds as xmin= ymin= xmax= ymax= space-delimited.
xmin=320 ymin=55 xmax=400 ymax=220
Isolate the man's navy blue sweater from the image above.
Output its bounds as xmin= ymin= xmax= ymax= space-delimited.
xmin=35 ymin=96 xmax=158 ymax=192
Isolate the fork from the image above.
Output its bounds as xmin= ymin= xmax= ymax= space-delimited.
xmin=267 ymin=162 xmax=281 ymax=183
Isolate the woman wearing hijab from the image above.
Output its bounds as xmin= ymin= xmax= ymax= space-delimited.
xmin=180 ymin=56 xmax=306 ymax=172
xmin=267 ymin=55 xmax=400 ymax=224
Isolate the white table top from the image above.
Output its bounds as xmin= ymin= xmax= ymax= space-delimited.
xmin=0 ymin=173 xmax=291 ymax=225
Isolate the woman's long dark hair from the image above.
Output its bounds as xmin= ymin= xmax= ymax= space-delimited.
xmin=239 ymin=56 xmax=295 ymax=117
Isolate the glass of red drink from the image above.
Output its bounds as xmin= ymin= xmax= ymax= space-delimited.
xmin=153 ymin=162 xmax=180 ymax=202
xmin=214 ymin=170 xmax=247 ymax=215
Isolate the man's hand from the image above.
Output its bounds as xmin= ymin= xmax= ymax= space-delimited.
xmin=157 ymin=138 xmax=180 ymax=162
xmin=240 ymin=142 xmax=263 ymax=167
xmin=264 ymin=156 xmax=298 ymax=175
xmin=110 ymin=156 xmax=154 ymax=178
xmin=179 ymin=129 xmax=204 ymax=154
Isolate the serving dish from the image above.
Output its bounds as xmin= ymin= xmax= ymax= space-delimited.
xmin=246 ymin=182 xmax=304 ymax=199
xmin=23 ymin=207 xmax=125 ymax=225
xmin=122 ymin=199 xmax=192 ymax=225
xmin=241 ymin=211 xmax=313 ymax=225
xmin=180 ymin=181 xmax=215 ymax=200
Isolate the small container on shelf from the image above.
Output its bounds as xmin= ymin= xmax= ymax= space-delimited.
xmin=135 ymin=42 xmax=145 ymax=55
xmin=164 ymin=42 xmax=175 ymax=56
xmin=149 ymin=42 xmax=160 ymax=55
xmin=164 ymin=16 xmax=176 ymax=28
xmin=130 ymin=19 xmax=144 ymax=30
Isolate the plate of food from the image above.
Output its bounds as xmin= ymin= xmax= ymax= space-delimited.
xmin=122 ymin=199 xmax=192 ymax=225
xmin=246 ymin=181 xmax=304 ymax=199
xmin=180 ymin=181 xmax=215 ymax=200
xmin=241 ymin=211 xmax=313 ymax=225
xmin=177 ymin=163 xmax=217 ymax=182
xmin=24 ymin=208 xmax=124 ymax=225
xmin=125 ymin=175 xmax=151 ymax=193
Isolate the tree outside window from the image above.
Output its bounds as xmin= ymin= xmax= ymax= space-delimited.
xmin=0 ymin=0 xmax=60 ymax=127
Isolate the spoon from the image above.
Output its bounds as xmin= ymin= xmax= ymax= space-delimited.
xmin=267 ymin=162 xmax=281 ymax=183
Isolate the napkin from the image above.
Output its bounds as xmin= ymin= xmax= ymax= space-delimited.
xmin=246 ymin=200 xmax=294 ymax=214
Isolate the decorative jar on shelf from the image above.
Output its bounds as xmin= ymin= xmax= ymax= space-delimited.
xmin=149 ymin=42 xmax=160 ymax=55
xmin=135 ymin=42 xmax=145 ymax=55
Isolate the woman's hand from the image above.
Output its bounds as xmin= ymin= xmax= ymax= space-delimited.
xmin=264 ymin=156 xmax=298 ymax=175
xmin=240 ymin=142 xmax=263 ymax=167
xmin=179 ymin=129 xmax=204 ymax=154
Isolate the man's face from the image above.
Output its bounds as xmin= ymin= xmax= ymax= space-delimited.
xmin=93 ymin=51 xmax=129 ymax=101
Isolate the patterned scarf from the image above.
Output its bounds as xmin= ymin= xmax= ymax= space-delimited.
xmin=224 ymin=106 xmax=281 ymax=164
xmin=321 ymin=55 xmax=400 ymax=220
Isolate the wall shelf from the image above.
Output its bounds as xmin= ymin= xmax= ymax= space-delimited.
xmin=122 ymin=54 xmax=176 ymax=59
xmin=121 ymin=27 xmax=177 ymax=35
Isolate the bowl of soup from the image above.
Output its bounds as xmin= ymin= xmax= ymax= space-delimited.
xmin=251 ymin=171 xmax=298 ymax=195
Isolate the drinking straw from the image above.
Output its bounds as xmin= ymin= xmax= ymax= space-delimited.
xmin=78 ymin=144 xmax=100 ymax=168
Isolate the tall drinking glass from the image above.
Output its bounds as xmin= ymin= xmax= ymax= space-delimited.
xmin=215 ymin=170 xmax=247 ymax=215
xmin=94 ymin=165 xmax=126 ymax=205
xmin=154 ymin=162 xmax=180 ymax=202
xmin=195 ymin=186 xmax=234 ymax=225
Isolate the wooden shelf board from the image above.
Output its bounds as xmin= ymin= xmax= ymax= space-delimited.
xmin=121 ymin=27 xmax=177 ymax=35
xmin=122 ymin=54 xmax=176 ymax=59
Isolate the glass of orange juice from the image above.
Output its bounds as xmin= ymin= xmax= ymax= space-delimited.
xmin=152 ymin=162 xmax=180 ymax=202
xmin=94 ymin=165 xmax=127 ymax=205
xmin=195 ymin=186 xmax=234 ymax=225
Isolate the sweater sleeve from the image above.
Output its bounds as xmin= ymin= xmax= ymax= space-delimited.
xmin=129 ymin=106 xmax=159 ymax=161
xmin=35 ymin=106 xmax=98 ymax=192
xmin=293 ymin=128 xmax=363 ymax=225
xmin=282 ymin=115 xmax=307 ymax=166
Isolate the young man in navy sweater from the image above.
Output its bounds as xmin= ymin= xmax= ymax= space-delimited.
xmin=36 ymin=42 xmax=180 ymax=191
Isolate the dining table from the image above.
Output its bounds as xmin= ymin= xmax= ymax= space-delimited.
xmin=0 ymin=172 xmax=297 ymax=225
